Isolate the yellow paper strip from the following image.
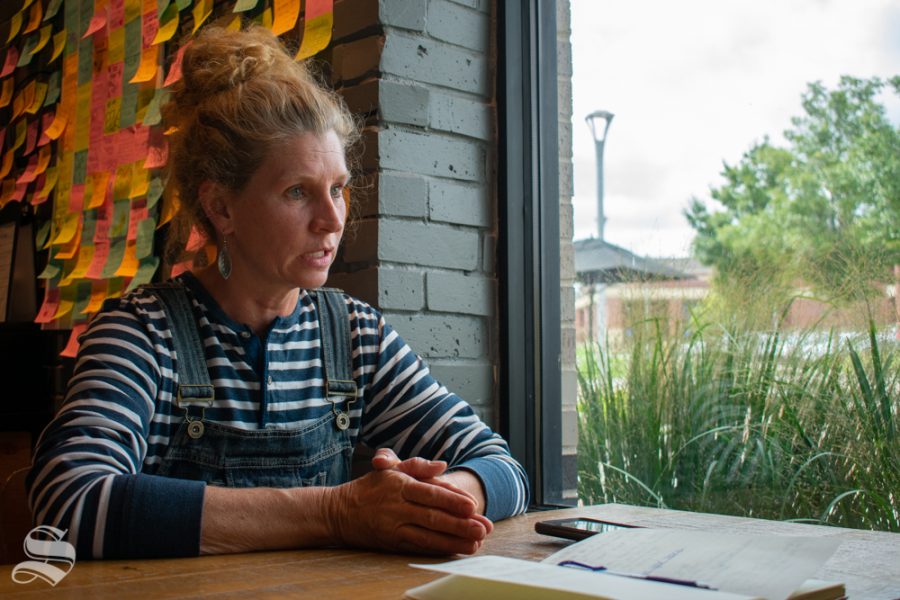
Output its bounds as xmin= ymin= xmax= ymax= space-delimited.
xmin=50 ymin=29 xmax=67 ymax=62
xmin=192 ymin=0 xmax=212 ymax=34
xmin=26 ymin=82 xmax=48 ymax=114
xmin=6 ymin=12 xmax=23 ymax=45
xmin=33 ymin=24 xmax=53 ymax=53
xmin=51 ymin=212 xmax=81 ymax=245
xmin=152 ymin=3 xmax=178 ymax=45
xmin=37 ymin=165 xmax=59 ymax=200
xmin=0 ymin=78 xmax=12 ymax=108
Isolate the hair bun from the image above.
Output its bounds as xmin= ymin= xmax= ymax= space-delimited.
xmin=179 ymin=27 xmax=281 ymax=97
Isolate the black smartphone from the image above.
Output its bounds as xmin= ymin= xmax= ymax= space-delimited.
xmin=534 ymin=517 xmax=639 ymax=541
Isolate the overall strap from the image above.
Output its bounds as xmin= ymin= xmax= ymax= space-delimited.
xmin=143 ymin=283 xmax=215 ymax=407
xmin=313 ymin=288 xmax=358 ymax=398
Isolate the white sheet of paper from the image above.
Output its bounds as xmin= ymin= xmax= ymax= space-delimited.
xmin=542 ymin=528 xmax=840 ymax=600
xmin=409 ymin=556 xmax=758 ymax=600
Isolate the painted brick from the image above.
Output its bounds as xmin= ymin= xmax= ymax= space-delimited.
xmin=378 ymin=266 xmax=425 ymax=310
xmin=428 ymin=360 xmax=494 ymax=407
xmin=558 ymin=77 xmax=573 ymax=121
xmin=482 ymin=233 xmax=496 ymax=273
xmin=558 ymin=117 xmax=572 ymax=159
xmin=426 ymin=0 xmax=488 ymax=53
xmin=562 ymin=405 xmax=578 ymax=447
xmin=557 ymin=39 xmax=572 ymax=77
xmin=379 ymin=127 xmax=484 ymax=181
xmin=381 ymin=31 xmax=486 ymax=96
xmin=560 ymin=285 xmax=575 ymax=321
xmin=560 ymin=201 xmax=574 ymax=241
xmin=561 ymin=324 xmax=577 ymax=358
xmin=558 ymin=158 xmax=574 ymax=197
xmin=385 ymin=313 xmax=486 ymax=358
xmin=446 ymin=0 xmax=489 ymax=13
xmin=378 ymin=219 xmax=479 ymax=270
xmin=379 ymin=171 xmax=429 ymax=217
xmin=380 ymin=0 xmax=427 ymax=31
xmin=561 ymin=452 xmax=578 ymax=491
xmin=560 ymin=242 xmax=575 ymax=280
xmin=429 ymin=91 xmax=491 ymax=141
xmin=427 ymin=271 xmax=494 ymax=316
xmin=557 ymin=0 xmax=571 ymax=35
xmin=561 ymin=368 xmax=578 ymax=409
xmin=429 ymin=179 xmax=489 ymax=227
xmin=380 ymin=80 xmax=430 ymax=127
xmin=332 ymin=35 xmax=384 ymax=83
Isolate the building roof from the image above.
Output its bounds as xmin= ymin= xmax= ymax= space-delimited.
xmin=574 ymin=238 xmax=691 ymax=284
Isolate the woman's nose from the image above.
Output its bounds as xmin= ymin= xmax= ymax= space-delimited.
xmin=311 ymin=193 xmax=345 ymax=232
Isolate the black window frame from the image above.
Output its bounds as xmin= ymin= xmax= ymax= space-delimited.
xmin=498 ymin=0 xmax=564 ymax=507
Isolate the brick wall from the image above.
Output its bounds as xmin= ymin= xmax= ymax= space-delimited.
xmin=328 ymin=0 xmax=498 ymax=421
xmin=327 ymin=0 xmax=578 ymax=501
xmin=557 ymin=0 xmax=578 ymax=502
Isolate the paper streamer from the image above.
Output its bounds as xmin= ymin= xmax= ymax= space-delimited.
xmin=296 ymin=0 xmax=334 ymax=60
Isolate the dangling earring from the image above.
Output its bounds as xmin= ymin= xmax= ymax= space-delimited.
xmin=217 ymin=236 xmax=232 ymax=280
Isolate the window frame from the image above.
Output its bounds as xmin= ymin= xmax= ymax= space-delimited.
xmin=498 ymin=0 xmax=564 ymax=507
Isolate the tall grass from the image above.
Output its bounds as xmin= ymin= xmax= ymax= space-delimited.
xmin=577 ymin=310 xmax=900 ymax=531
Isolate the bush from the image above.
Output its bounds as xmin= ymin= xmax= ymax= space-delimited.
xmin=577 ymin=311 xmax=900 ymax=531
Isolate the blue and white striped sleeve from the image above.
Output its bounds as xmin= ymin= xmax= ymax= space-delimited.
xmin=26 ymin=296 xmax=205 ymax=559
xmin=359 ymin=315 xmax=530 ymax=521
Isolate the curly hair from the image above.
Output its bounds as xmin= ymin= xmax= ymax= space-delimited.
xmin=161 ymin=24 xmax=359 ymax=266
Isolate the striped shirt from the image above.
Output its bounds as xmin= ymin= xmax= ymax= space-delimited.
xmin=27 ymin=273 xmax=529 ymax=559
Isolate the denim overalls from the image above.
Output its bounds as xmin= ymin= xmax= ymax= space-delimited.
xmin=144 ymin=283 xmax=358 ymax=489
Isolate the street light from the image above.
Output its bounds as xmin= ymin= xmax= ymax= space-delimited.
xmin=585 ymin=110 xmax=614 ymax=240
xmin=584 ymin=110 xmax=614 ymax=342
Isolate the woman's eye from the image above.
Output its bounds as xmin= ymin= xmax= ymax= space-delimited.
xmin=330 ymin=184 xmax=345 ymax=200
xmin=287 ymin=186 xmax=306 ymax=200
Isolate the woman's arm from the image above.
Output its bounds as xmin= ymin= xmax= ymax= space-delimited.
xmin=200 ymin=454 xmax=489 ymax=555
xmin=358 ymin=314 xmax=530 ymax=521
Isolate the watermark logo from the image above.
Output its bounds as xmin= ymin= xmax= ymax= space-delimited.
xmin=11 ymin=526 xmax=77 ymax=587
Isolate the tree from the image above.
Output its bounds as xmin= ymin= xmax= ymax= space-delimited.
xmin=686 ymin=76 xmax=900 ymax=305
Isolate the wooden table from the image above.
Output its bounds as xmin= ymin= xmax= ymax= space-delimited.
xmin=2 ymin=504 xmax=899 ymax=599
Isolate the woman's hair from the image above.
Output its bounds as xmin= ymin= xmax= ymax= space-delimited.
xmin=161 ymin=24 xmax=359 ymax=266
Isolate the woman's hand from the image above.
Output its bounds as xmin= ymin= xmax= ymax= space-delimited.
xmin=325 ymin=449 xmax=490 ymax=555
xmin=371 ymin=448 xmax=493 ymax=532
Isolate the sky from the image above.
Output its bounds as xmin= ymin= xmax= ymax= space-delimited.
xmin=570 ymin=0 xmax=900 ymax=258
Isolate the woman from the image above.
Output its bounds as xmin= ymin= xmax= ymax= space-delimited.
xmin=27 ymin=25 xmax=528 ymax=559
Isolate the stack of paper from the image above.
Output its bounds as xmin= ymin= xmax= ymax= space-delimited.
xmin=406 ymin=528 xmax=844 ymax=600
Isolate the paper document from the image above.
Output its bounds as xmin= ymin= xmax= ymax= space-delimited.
xmin=408 ymin=556 xmax=759 ymax=600
xmin=543 ymin=528 xmax=840 ymax=600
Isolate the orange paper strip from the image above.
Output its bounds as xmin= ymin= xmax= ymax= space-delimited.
xmin=129 ymin=44 xmax=158 ymax=83
xmin=272 ymin=0 xmax=300 ymax=36
xmin=23 ymin=2 xmax=43 ymax=35
xmin=60 ymin=323 xmax=89 ymax=358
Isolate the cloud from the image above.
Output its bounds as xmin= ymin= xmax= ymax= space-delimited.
xmin=570 ymin=0 xmax=900 ymax=257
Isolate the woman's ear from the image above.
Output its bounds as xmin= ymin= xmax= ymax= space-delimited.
xmin=198 ymin=181 xmax=234 ymax=236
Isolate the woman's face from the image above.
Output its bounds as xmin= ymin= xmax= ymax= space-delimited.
xmin=223 ymin=129 xmax=350 ymax=292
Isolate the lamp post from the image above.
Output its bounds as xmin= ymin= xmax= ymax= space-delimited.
xmin=585 ymin=110 xmax=614 ymax=240
xmin=584 ymin=110 xmax=614 ymax=343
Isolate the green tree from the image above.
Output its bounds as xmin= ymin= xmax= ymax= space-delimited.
xmin=686 ymin=76 xmax=900 ymax=306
